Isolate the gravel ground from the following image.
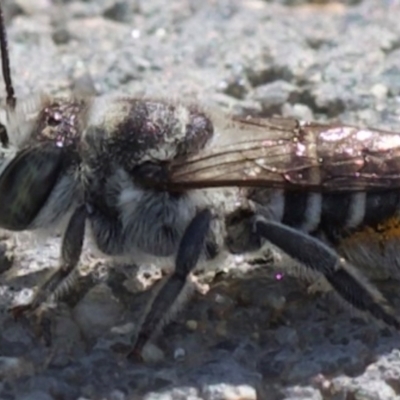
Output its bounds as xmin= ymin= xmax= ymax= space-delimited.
xmin=2 ymin=0 xmax=400 ymax=399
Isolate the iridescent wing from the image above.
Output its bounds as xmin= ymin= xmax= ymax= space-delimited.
xmin=166 ymin=116 xmax=400 ymax=192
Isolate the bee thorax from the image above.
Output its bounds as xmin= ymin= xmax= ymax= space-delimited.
xmin=83 ymin=97 xmax=214 ymax=171
xmin=120 ymin=190 xmax=196 ymax=258
xmin=87 ymin=167 xmax=200 ymax=261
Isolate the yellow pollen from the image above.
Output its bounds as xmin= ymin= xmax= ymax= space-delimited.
xmin=340 ymin=216 xmax=400 ymax=250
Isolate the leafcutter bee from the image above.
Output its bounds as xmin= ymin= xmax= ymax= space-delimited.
xmin=0 ymin=3 xmax=399 ymax=361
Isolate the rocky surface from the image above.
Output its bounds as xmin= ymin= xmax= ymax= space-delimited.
xmin=1 ymin=0 xmax=400 ymax=399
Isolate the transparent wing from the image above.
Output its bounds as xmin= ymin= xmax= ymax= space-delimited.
xmin=166 ymin=116 xmax=400 ymax=192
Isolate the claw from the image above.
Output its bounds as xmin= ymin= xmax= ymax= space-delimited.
xmin=9 ymin=303 xmax=33 ymax=319
xmin=126 ymin=347 xmax=144 ymax=363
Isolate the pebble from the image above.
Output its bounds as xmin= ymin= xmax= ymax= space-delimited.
xmin=141 ymin=343 xmax=165 ymax=364
xmin=110 ymin=322 xmax=135 ymax=335
xmin=109 ymin=389 xmax=126 ymax=400
xmin=18 ymin=391 xmax=54 ymax=400
xmin=352 ymin=381 xmax=396 ymax=400
xmin=72 ymin=284 xmax=124 ymax=340
xmin=186 ymin=320 xmax=198 ymax=331
xmin=123 ymin=264 xmax=163 ymax=293
xmin=144 ymin=387 xmax=201 ymax=400
xmin=274 ymin=326 xmax=299 ymax=347
xmin=103 ymin=1 xmax=131 ymax=23
xmin=370 ymin=83 xmax=388 ymax=101
xmin=281 ymin=103 xmax=314 ymax=121
xmin=173 ymin=347 xmax=186 ymax=361
xmin=331 ymin=377 xmax=398 ymax=400
xmin=14 ymin=0 xmax=50 ymax=14
xmin=249 ymin=80 xmax=299 ymax=114
xmin=283 ymin=386 xmax=322 ymax=400
xmin=202 ymin=383 xmax=257 ymax=400
xmin=0 ymin=357 xmax=33 ymax=380
xmin=52 ymin=28 xmax=71 ymax=45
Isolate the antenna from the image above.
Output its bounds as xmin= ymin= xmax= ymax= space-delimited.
xmin=0 ymin=3 xmax=16 ymax=110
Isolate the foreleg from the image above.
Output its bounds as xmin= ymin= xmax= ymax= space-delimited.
xmin=11 ymin=204 xmax=86 ymax=317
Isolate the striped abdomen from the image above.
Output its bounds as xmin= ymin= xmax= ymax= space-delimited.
xmin=249 ymin=188 xmax=400 ymax=278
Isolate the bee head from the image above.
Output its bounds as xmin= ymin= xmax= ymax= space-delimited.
xmin=0 ymin=95 xmax=69 ymax=231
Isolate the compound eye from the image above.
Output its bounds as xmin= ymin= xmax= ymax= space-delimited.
xmin=0 ymin=145 xmax=64 ymax=230
xmin=0 ymin=123 xmax=8 ymax=147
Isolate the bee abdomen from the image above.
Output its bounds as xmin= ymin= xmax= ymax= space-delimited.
xmin=316 ymin=192 xmax=365 ymax=242
xmin=281 ymin=191 xmax=321 ymax=232
xmin=275 ymin=190 xmax=400 ymax=239
xmin=363 ymin=191 xmax=400 ymax=227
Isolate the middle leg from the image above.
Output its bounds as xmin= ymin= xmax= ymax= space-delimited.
xmin=128 ymin=208 xmax=212 ymax=360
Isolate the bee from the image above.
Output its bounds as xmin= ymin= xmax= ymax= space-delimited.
xmin=0 ymin=3 xmax=400 ymax=361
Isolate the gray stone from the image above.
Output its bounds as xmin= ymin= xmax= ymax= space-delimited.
xmin=18 ymin=391 xmax=54 ymax=400
xmin=72 ymin=283 xmax=124 ymax=340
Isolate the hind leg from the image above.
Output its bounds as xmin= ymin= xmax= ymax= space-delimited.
xmin=255 ymin=217 xmax=400 ymax=329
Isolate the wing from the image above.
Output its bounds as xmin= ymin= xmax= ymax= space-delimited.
xmin=166 ymin=115 xmax=400 ymax=192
